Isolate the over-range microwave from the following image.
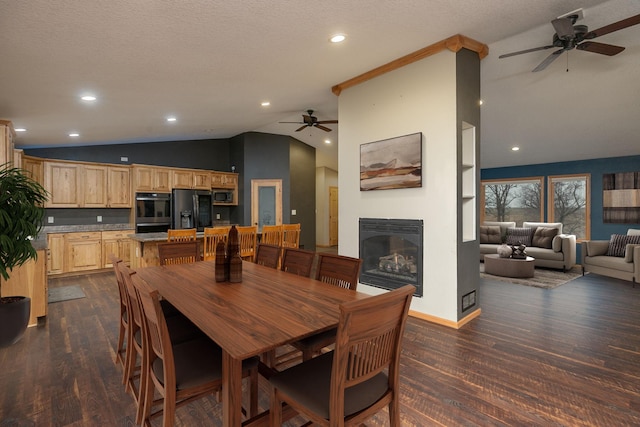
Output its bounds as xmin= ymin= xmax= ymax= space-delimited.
xmin=213 ymin=190 xmax=234 ymax=203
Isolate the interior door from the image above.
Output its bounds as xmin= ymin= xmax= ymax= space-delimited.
xmin=251 ymin=179 xmax=282 ymax=231
xmin=329 ymin=186 xmax=338 ymax=246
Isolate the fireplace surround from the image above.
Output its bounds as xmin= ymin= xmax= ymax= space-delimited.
xmin=359 ymin=218 xmax=423 ymax=297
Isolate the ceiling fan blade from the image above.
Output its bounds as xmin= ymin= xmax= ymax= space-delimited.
xmin=295 ymin=125 xmax=307 ymax=132
xmin=584 ymin=13 xmax=640 ymax=39
xmin=577 ymin=41 xmax=625 ymax=56
xmin=532 ymin=48 xmax=565 ymax=72
xmin=552 ymin=17 xmax=575 ymax=39
xmin=499 ymin=45 xmax=555 ymax=59
xmin=314 ymin=124 xmax=332 ymax=132
xmin=316 ymin=120 xmax=338 ymax=124
xmin=279 ymin=121 xmax=304 ymax=124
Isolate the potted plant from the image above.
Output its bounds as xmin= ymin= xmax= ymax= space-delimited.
xmin=0 ymin=163 xmax=47 ymax=347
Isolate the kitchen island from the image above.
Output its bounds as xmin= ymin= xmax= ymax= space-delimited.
xmin=128 ymin=232 xmax=206 ymax=267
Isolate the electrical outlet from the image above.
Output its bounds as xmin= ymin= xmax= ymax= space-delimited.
xmin=47 ymin=216 xmax=54 ymax=224
xmin=97 ymin=215 xmax=103 ymax=222
xmin=120 ymin=156 xmax=128 ymax=162
xmin=291 ymin=209 xmax=297 ymax=215
xmin=216 ymin=213 xmax=221 ymax=220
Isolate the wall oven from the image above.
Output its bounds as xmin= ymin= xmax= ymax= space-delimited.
xmin=135 ymin=192 xmax=171 ymax=233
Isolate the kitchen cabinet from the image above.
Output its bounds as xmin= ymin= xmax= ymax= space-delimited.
xmin=21 ymin=155 xmax=44 ymax=185
xmin=44 ymin=161 xmax=82 ymax=207
xmin=172 ymin=169 xmax=193 ymax=189
xmin=0 ymin=120 xmax=15 ymax=167
xmin=193 ymin=170 xmax=211 ymax=189
xmin=102 ymin=230 xmax=133 ymax=268
xmin=82 ymin=164 xmax=108 ymax=207
xmin=133 ymin=165 xmax=172 ymax=193
xmin=65 ymin=232 xmax=102 ymax=273
xmin=0 ymin=249 xmax=47 ymax=327
xmin=47 ymin=233 xmax=66 ymax=275
xmin=211 ymin=172 xmax=238 ymax=188
xmin=107 ymin=166 xmax=131 ymax=207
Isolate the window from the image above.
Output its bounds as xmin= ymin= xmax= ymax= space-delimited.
xmin=481 ymin=177 xmax=544 ymax=224
xmin=548 ymin=174 xmax=590 ymax=240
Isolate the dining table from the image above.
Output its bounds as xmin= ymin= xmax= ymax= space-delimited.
xmin=135 ymin=259 xmax=371 ymax=427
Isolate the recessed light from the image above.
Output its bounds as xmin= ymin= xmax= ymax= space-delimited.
xmin=81 ymin=95 xmax=96 ymax=101
xmin=324 ymin=139 xmax=331 ymax=144
xmin=69 ymin=133 xmax=79 ymax=137
xmin=330 ymin=34 xmax=346 ymax=43
xmin=261 ymin=101 xmax=270 ymax=107
xmin=511 ymin=146 xmax=520 ymax=151
xmin=15 ymin=128 xmax=26 ymax=132
xmin=166 ymin=117 xmax=177 ymax=122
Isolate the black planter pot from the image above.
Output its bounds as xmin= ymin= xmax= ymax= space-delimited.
xmin=0 ymin=296 xmax=31 ymax=347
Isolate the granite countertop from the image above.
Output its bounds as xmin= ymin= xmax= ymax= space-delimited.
xmin=33 ymin=224 xmax=135 ymax=249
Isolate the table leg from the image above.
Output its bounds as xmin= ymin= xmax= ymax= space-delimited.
xmin=222 ymin=350 xmax=243 ymax=427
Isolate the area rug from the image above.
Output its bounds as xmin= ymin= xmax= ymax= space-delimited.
xmin=48 ymin=285 xmax=86 ymax=303
xmin=480 ymin=264 xmax=583 ymax=289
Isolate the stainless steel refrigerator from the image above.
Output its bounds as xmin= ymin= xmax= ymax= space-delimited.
xmin=171 ymin=189 xmax=213 ymax=231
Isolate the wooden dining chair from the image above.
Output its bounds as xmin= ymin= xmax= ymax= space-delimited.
xmin=237 ymin=225 xmax=258 ymax=261
xmin=261 ymin=224 xmax=282 ymax=246
xmin=291 ymin=253 xmax=363 ymax=361
xmin=167 ymin=228 xmax=197 ymax=242
xmin=280 ymin=247 xmax=315 ymax=277
xmin=118 ymin=263 xmax=203 ymax=424
xmin=203 ymin=226 xmax=230 ymax=261
xmin=254 ymin=243 xmax=281 ymax=269
xmin=133 ymin=273 xmax=259 ymax=426
xmin=281 ymin=223 xmax=301 ymax=248
xmin=110 ymin=255 xmax=129 ymax=367
xmin=269 ymin=284 xmax=415 ymax=427
xmin=157 ymin=241 xmax=200 ymax=265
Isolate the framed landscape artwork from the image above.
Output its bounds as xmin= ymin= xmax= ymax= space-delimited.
xmin=360 ymin=132 xmax=422 ymax=191
xmin=603 ymin=172 xmax=640 ymax=223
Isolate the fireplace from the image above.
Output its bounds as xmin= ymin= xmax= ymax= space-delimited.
xmin=359 ymin=218 xmax=423 ymax=297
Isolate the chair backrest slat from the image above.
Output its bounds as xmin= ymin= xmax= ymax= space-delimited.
xmin=237 ymin=226 xmax=258 ymax=261
xmin=282 ymin=223 xmax=300 ymax=248
xmin=158 ymin=241 xmax=199 ymax=265
xmin=315 ymin=253 xmax=362 ymax=291
xmin=254 ymin=244 xmax=281 ymax=269
xmin=167 ymin=228 xmax=197 ymax=242
xmin=203 ymin=226 xmax=230 ymax=261
xmin=280 ymin=248 xmax=315 ymax=277
xmin=261 ymin=225 xmax=282 ymax=246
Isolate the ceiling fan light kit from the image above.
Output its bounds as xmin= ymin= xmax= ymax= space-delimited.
xmin=499 ymin=12 xmax=640 ymax=72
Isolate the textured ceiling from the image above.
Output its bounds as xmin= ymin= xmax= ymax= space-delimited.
xmin=1 ymin=0 xmax=638 ymax=171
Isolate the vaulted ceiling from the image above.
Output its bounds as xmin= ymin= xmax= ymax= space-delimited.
xmin=1 ymin=0 xmax=638 ymax=171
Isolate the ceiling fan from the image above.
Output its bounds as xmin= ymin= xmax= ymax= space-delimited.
xmin=499 ymin=12 xmax=640 ymax=72
xmin=279 ymin=110 xmax=338 ymax=132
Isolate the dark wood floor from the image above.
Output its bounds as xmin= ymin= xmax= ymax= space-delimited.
xmin=2 ymin=269 xmax=640 ymax=426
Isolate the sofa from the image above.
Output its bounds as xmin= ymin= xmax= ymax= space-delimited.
xmin=581 ymin=229 xmax=640 ymax=286
xmin=479 ymin=221 xmax=577 ymax=272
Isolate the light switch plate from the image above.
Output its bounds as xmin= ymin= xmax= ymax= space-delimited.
xmin=291 ymin=209 xmax=297 ymax=215
xmin=47 ymin=216 xmax=54 ymax=224
xmin=97 ymin=215 xmax=103 ymax=222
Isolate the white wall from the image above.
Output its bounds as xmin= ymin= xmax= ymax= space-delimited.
xmin=315 ymin=166 xmax=338 ymax=246
xmin=338 ymin=50 xmax=460 ymax=320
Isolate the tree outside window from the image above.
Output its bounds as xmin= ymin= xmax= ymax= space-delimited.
xmin=548 ymin=174 xmax=590 ymax=240
xmin=481 ymin=177 xmax=544 ymax=224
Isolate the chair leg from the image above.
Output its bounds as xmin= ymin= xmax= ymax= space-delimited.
xmin=116 ymin=320 xmax=126 ymax=365
xmin=123 ymin=332 xmax=136 ymax=386
xmin=270 ymin=388 xmax=282 ymax=426
xmin=249 ymin=367 xmax=259 ymax=417
xmin=388 ymin=396 xmax=401 ymax=427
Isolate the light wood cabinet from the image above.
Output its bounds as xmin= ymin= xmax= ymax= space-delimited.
xmin=133 ymin=165 xmax=172 ymax=192
xmin=211 ymin=172 xmax=238 ymax=188
xmin=0 ymin=120 xmax=15 ymax=167
xmin=107 ymin=166 xmax=131 ymax=207
xmin=44 ymin=161 xmax=82 ymax=207
xmin=172 ymin=169 xmax=193 ymax=189
xmin=102 ymin=230 xmax=133 ymax=268
xmin=0 ymin=249 xmax=47 ymax=326
xmin=82 ymin=164 xmax=108 ymax=207
xmin=65 ymin=232 xmax=102 ymax=272
xmin=193 ymin=170 xmax=211 ymax=189
xmin=47 ymin=233 xmax=66 ymax=275
xmin=21 ymin=156 xmax=44 ymax=185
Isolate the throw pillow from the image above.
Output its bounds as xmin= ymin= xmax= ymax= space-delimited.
xmin=606 ymin=234 xmax=640 ymax=257
xmin=479 ymin=225 xmax=501 ymax=244
xmin=505 ymin=227 xmax=533 ymax=246
xmin=628 ymin=229 xmax=640 ymax=236
xmin=532 ymin=227 xmax=559 ymax=249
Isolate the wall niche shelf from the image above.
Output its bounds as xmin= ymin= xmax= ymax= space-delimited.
xmin=461 ymin=122 xmax=476 ymax=242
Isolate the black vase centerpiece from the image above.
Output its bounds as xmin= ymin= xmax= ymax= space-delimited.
xmin=226 ymin=225 xmax=242 ymax=283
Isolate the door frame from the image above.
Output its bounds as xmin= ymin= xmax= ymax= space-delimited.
xmin=251 ymin=179 xmax=283 ymax=228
